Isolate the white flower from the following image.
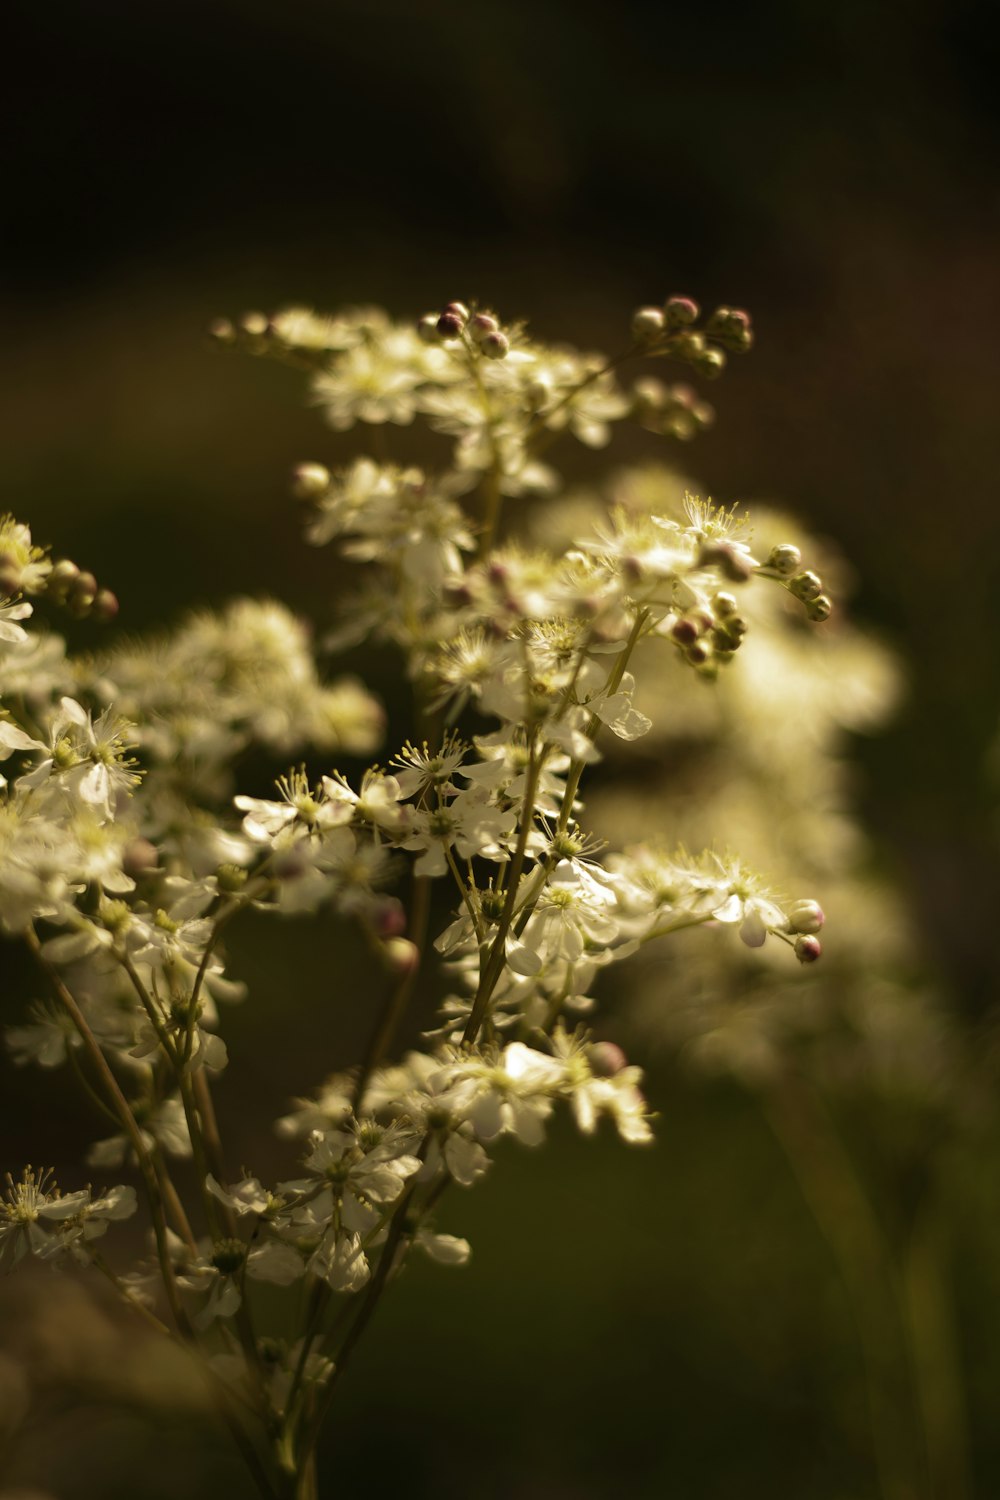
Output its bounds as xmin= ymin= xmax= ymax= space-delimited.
xmin=19 ymin=698 xmax=140 ymax=819
xmin=0 ymin=1168 xmax=136 ymax=1267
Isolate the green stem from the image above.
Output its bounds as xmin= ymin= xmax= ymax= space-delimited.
xmin=26 ymin=936 xmax=278 ymax=1500
xmin=462 ymin=739 xmax=544 ymax=1042
xmin=27 ymin=929 xmax=188 ymax=1336
xmin=352 ymin=873 xmax=432 ymax=1111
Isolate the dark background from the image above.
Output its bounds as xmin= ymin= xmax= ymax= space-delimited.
xmin=2 ymin=2 xmax=999 ymax=1497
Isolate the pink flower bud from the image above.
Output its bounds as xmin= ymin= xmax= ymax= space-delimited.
xmin=588 ymin=1041 xmax=628 ymax=1077
xmin=794 ymin=935 xmax=822 ymax=963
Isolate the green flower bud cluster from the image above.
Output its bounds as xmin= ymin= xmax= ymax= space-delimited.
xmin=0 ymin=516 xmax=118 ymax=623
xmin=208 ymin=311 xmax=275 ymax=358
xmin=631 ymin=378 xmax=715 ymax=441
xmin=629 ymin=296 xmax=754 ymax=380
xmin=671 ymin=591 xmax=749 ymax=676
xmin=45 ymin=558 xmax=119 ymax=622
xmin=759 ymin=544 xmax=833 ymax=622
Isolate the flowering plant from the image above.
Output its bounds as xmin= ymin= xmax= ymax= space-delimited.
xmin=0 ymin=295 xmax=834 ymax=1498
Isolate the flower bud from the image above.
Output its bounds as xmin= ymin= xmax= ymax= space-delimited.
xmin=122 ymin=838 xmax=159 ymax=880
xmin=68 ymin=571 xmax=98 ymax=616
xmin=765 ymin=544 xmax=801 ymax=576
xmin=665 ymin=296 xmax=700 ymax=327
xmin=686 ymin=638 xmax=712 ymax=665
xmin=47 ymin=558 xmax=80 ymax=602
xmin=207 ymin=316 xmax=236 ymax=345
xmin=631 ymin=306 xmax=666 ymax=343
xmin=694 ymin=348 xmax=727 ymax=379
xmin=794 ymin=934 xmax=822 ymax=963
xmin=806 ymin=594 xmax=833 ymax=622
xmin=480 ymin=330 xmax=509 ymax=360
xmin=468 ymin=313 xmax=499 ymax=342
xmin=588 ymin=1041 xmax=628 ymax=1077
xmin=436 ymin=311 xmax=464 ymax=339
xmin=672 ymin=331 xmax=706 ymax=360
xmin=417 ymin=313 xmax=440 ymax=344
xmin=671 ymin=615 xmax=699 ymax=645
xmin=91 ymin=588 xmax=119 ymax=623
xmin=789 ymin=571 xmax=823 ymax=602
xmin=216 ymin=863 xmax=249 ymax=894
xmin=291 ymin=462 xmax=330 ymax=500
xmin=371 ymin=895 xmax=407 ymax=938
xmin=238 ymin=315 xmax=269 ymax=342
xmin=699 ymin=540 xmax=754 ymax=582
xmin=382 ymin=937 xmax=420 ymax=976
xmin=713 ymin=591 xmax=738 ymax=617
xmin=0 ymin=552 xmax=22 ymax=595
xmin=443 ymin=301 xmax=469 ymax=322
xmin=787 ymin=899 xmax=825 ymax=934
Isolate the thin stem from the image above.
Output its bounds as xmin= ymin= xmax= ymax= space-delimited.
xmin=154 ymin=1149 xmax=199 ymax=1252
xmin=192 ymin=1068 xmax=233 ymax=1203
xmin=297 ymin=1179 xmax=418 ymax=1461
xmin=462 ymin=739 xmax=544 ymax=1042
xmin=26 ymin=934 xmax=280 ymax=1500
xmin=26 ymin=928 xmax=188 ymax=1336
xmin=444 ymin=844 xmax=486 ymax=946
xmin=87 ymin=1247 xmax=172 ymax=1336
xmin=556 ymin=607 xmax=649 ymax=837
xmin=352 ymin=873 xmax=432 ymax=1111
xmin=524 ymin=345 xmax=638 ymax=448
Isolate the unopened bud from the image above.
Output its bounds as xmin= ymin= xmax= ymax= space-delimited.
xmin=588 ymin=1041 xmax=628 ymax=1077
xmin=699 ymin=540 xmax=754 ymax=582
xmin=789 ymin=571 xmax=823 ymax=602
xmin=436 ymin=311 xmax=464 ymax=339
xmin=468 ymin=313 xmax=499 ymax=342
xmin=665 ymin=296 xmax=700 ymax=327
xmin=122 ymin=838 xmax=159 ymax=880
xmin=713 ymin=591 xmax=738 ymax=617
xmin=92 ymin=588 xmax=119 ymax=623
xmin=239 ymin=311 xmax=270 ymax=339
xmin=765 ymin=544 xmax=801 ymax=576
xmin=383 ymin=937 xmax=420 ymax=976
xmin=631 ymin=306 xmax=666 ymax=343
xmin=207 ymin=317 xmax=236 ymax=345
xmin=417 ymin=313 xmax=440 ymax=344
xmin=216 ymin=863 xmax=248 ymax=894
xmin=787 ymin=899 xmax=825 ymax=935
xmin=47 ymin=558 xmax=80 ymax=602
xmin=443 ymin=301 xmax=469 ymax=322
xmin=671 ymin=616 xmax=699 ymax=646
xmin=672 ymin=331 xmax=706 ymax=360
xmin=68 ymin=571 xmax=98 ymax=616
xmin=806 ymin=594 xmax=833 ymax=622
xmin=480 ymin=330 xmax=509 ymax=360
xmin=371 ymin=896 xmax=407 ymax=939
xmin=291 ymin=462 xmax=330 ymax=500
xmin=794 ymin=934 xmax=822 ymax=963
xmin=0 ymin=553 xmax=21 ymax=594
xmin=686 ymin=638 xmax=712 ymax=666
xmin=694 ymin=348 xmax=727 ymax=379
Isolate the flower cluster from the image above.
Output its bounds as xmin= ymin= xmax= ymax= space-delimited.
xmin=1 ymin=297 xmax=834 ymax=1496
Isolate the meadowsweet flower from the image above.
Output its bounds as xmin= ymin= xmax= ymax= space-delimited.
xmin=0 ymin=1168 xmax=136 ymax=1267
xmin=18 ymin=698 xmax=140 ymax=819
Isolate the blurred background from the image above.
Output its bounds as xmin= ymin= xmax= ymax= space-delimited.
xmin=2 ymin=1 xmax=999 ymax=1496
